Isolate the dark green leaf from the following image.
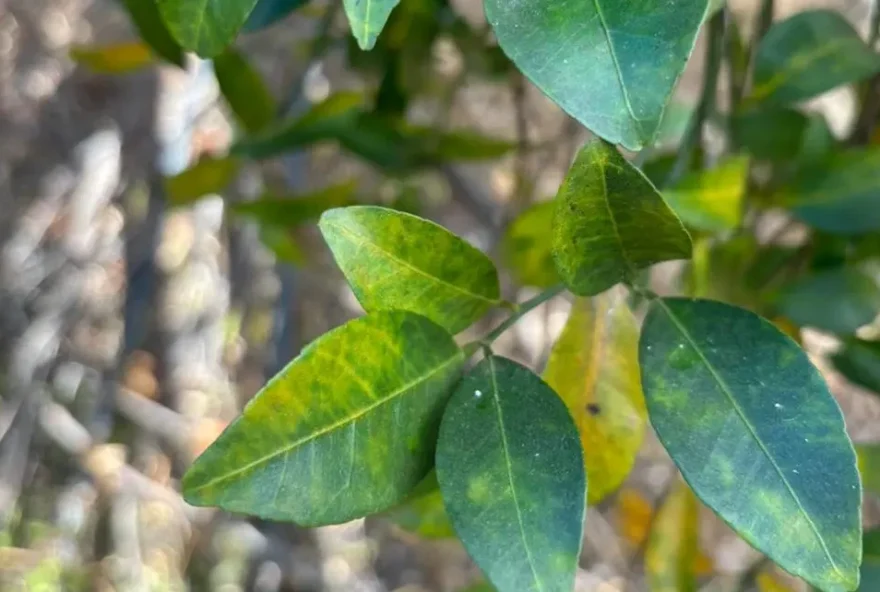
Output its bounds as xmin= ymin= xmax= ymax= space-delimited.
xmin=164 ymin=156 xmax=239 ymax=205
xmin=833 ymin=339 xmax=880 ymax=395
xmin=860 ymin=529 xmax=880 ymax=591
xmin=436 ymin=356 xmax=586 ymax=592
xmin=552 ymin=140 xmax=692 ymax=296
xmin=732 ymin=108 xmax=809 ymax=161
xmin=664 ymin=156 xmax=748 ymax=232
xmin=120 ymin=0 xmax=185 ymax=67
xmin=213 ymin=48 xmax=276 ymax=133
xmin=484 ymin=0 xmax=707 ymax=150
xmin=502 ymin=201 xmax=558 ymax=289
xmin=751 ymin=10 xmax=880 ymax=107
xmin=70 ymin=42 xmax=155 ymax=74
xmin=157 ymin=0 xmax=258 ymax=57
xmin=645 ymin=480 xmax=699 ymax=592
xmin=640 ymin=298 xmax=861 ymax=592
xmin=415 ymin=129 xmax=514 ymax=163
xmin=343 ymin=0 xmax=400 ymax=50
xmin=778 ymin=268 xmax=880 ymax=334
xmin=243 ymin=0 xmax=308 ymax=32
xmin=319 ymin=206 xmax=500 ymax=334
xmin=183 ymin=310 xmax=465 ymax=525
xmin=798 ymin=115 xmax=836 ymax=165
xmin=232 ymin=182 xmax=358 ymax=227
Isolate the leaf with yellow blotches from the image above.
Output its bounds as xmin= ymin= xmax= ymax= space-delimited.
xmin=544 ymin=293 xmax=647 ymax=504
xmin=756 ymin=571 xmax=795 ymax=592
xmin=646 ymin=480 xmax=699 ymax=592
xmin=70 ymin=42 xmax=155 ymax=74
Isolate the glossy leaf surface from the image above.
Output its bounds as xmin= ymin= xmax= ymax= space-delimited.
xmin=157 ymin=0 xmax=258 ymax=57
xmin=484 ymin=0 xmax=707 ymax=150
xmin=70 ymin=42 xmax=155 ymax=73
xmin=183 ymin=310 xmax=464 ymax=525
xmin=436 ymin=356 xmax=585 ymax=592
xmin=120 ymin=0 xmax=185 ymax=67
xmin=645 ymin=480 xmax=698 ymax=592
xmin=664 ymin=156 xmax=748 ymax=232
xmin=833 ymin=340 xmax=880 ymax=395
xmin=640 ymin=298 xmax=861 ymax=592
xmin=343 ymin=0 xmax=400 ymax=50
xmin=502 ymin=201 xmax=558 ymax=289
xmin=214 ymin=48 xmax=276 ymax=133
xmin=164 ymin=156 xmax=239 ymax=205
xmin=320 ymin=206 xmax=500 ymax=334
xmin=778 ymin=269 xmax=880 ymax=335
xmin=231 ymin=182 xmax=357 ymax=227
xmin=243 ymin=0 xmax=308 ymax=32
xmin=751 ymin=10 xmax=880 ymax=107
xmin=544 ymin=294 xmax=646 ymax=504
xmin=552 ymin=140 xmax=692 ymax=296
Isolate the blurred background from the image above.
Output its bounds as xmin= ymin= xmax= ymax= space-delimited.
xmin=1 ymin=0 xmax=879 ymax=590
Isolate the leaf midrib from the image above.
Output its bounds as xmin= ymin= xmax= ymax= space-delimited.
xmin=655 ymin=298 xmax=846 ymax=582
xmin=595 ymin=153 xmax=637 ymax=281
xmin=186 ymin=351 xmax=462 ymax=494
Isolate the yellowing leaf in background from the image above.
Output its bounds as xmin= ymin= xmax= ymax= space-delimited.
xmin=756 ymin=571 xmax=794 ymax=592
xmin=645 ymin=480 xmax=699 ymax=592
xmin=664 ymin=156 xmax=749 ymax=232
xmin=70 ymin=42 xmax=155 ymax=74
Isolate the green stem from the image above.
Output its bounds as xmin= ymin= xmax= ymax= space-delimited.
xmin=477 ymin=285 xmax=565 ymax=347
xmin=753 ymin=0 xmax=775 ymax=49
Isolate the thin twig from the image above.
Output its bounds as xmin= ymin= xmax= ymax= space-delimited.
xmin=475 ymin=285 xmax=565 ymax=347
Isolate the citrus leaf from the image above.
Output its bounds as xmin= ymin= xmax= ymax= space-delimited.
xmin=384 ymin=472 xmax=455 ymax=539
xmin=70 ymin=42 xmax=155 ymax=74
xmin=543 ymin=294 xmax=646 ymax=505
xmin=857 ymin=444 xmax=880 ymax=499
xmin=231 ymin=182 xmax=358 ymax=227
xmin=157 ymin=0 xmax=258 ymax=57
xmin=833 ymin=339 xmax=880 ymax=395
xmin=664 ymin=156 xmax=748 ymax=232
xmin=645 ymin=480 xmax=699 ymax=592
xmin=484 ymin=0 xmax=707 ymax=150
xmin=552 ymin=140 xmax=692 ymax=296
xmin=120 ymin=0 xmax=185 ymax=67
xmin=502 ymin=201 xmax=558 ymax=289
xmin=414 ymin=128 xmax=514 ymax=163
xmin=164 ymin=156 xmax=239 ymax=205
xmin=778 ymin=268 xmax=880 ymax=335
xmin=640 ymin=297 xmax=861 ymax=592
xmin=319 ymin=206 xmax=500 ymax=334
xmin=860 ymin=529 xmax=880 ymax=591
xmin=243 ymin=0 xmax=308 ymax=32
xmin=751 ymin=10 xmax=880 ymax=107
xmin=732 ymin=107 xmax=808 ymax=160
xmin=182 ymin=310 xmax=465 ymax=526
xmin=213 ymin=48 xmax=276 ymax=133
xmin=343 ymin=0 xmax=400 ymax=51
xmin=436 ymin=356 xmax=586 ymax=592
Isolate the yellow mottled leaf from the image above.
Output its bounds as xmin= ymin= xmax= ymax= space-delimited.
xmin=70 ymin=42 xmax=155 ymax=74
xmin=664 ymin=156 xmax=749 ymax=232
xmin=646 ymin=480 xmax=699 ymax=592
xmin=544 ymin=293 xmax=647 ymax=504
xmin=756 ymin=571 xmax=794 ymax=592
xmin=616 ymin=488 xmax=654 ymax=547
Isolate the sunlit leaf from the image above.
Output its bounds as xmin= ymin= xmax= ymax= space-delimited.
xmin=640 ymin=297 xmax=861 ymax=592
xmin=544 ymin=294 xmax=646 ymax=505
xmin=502 ymin=201 xmax=558 ymax=289
xmin=384 ymin=472 xmax=455 ymax=539
xmin=664 ymin=156 xmax=748 ymax=232
xmin=120 ymin=0 xmax=185 ymax=67
xmin=436 ymin=356 xmax=585 ymax=592
xmin=343 ymin=0 xmax=400 ymax=50
xmin=833 ymin=339 xmax=880 ymax=395
xmin=70 ymin=42 xmax=155 ymax=74
xmin=484 ymin=0 xmax=707 ymax=150
xmin=232 ymin=182 xmax=358 ymax=227
xmin=183 ymin=310 xmax=464 ymax=525
xmin=552 ymin=140 xmax=692 ymax=296
xmin=164 ymin=156 xmax=239 ymax=205
xmin=243 ymin=0 xmax=309 ymax=32
xmin=213 ymin=48 xmax=276 ymax=133
xmin=157 ymin=0 xmax=257 ymax=57
xmin=320 ymin=206 xmax=500 ymax=334
xmin=645 ymin=480 xmax=699 ymax=592
xmin=778 ymin=268 xmax=880 ymax=335
xmin=751 ymin=10 xmax=880 ymax=107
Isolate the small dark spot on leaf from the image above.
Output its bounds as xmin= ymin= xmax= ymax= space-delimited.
xmin=586 ymin=403 xmax=601 ymax=416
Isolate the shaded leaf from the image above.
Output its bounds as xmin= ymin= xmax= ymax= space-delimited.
xmin=157 ymin=0 xmax=258 ymax=57
xmin=732 ymin=108 xmax=808 ymax=160
xmin=164 ymin=156 xmax=239 ymax=205
xmin=543 ymin=294 xmax=646 ymax=504
xmin=552 ymin=140 xmax=692 ymax=297
xmin=860 ymin=529 xmax=880 ymax=591
xmin=417 ymin=129 xmax=514 ymax=163
xmin=243 ymin=0 xmax=308 ymax=32
xmin=343 ymin=0 xmax=400 ymax=50
xmin=484 ymin=0 xmax=707 ymax=150
xmin=502 ymin=201 xmax=558 ymax=289
xmin=183 ymin=310 xmax=464 ymax=525
xmin=751 ymin=10 xmax=880 ymax=107
xmin=856 ymin=444 xmax=880 ymax=499
xmin=778 ymin=268 xmax=880 ymax=335
xmin=664 ymin=156 xmax=748 ymax=232
xmin=640 ymin=297 xmax=861 ymax=592
xmin=655 ymin=102 xmax=695 ymax=149
xmin=384 ymin=472 xmax=455 ymax=539
xmin=319 ymin=206 xmax=500 ymax=334
xmin=258 ymin=225 xmax=305 ymax=265
xmin=436 ymin=356 xmax=585 ymax=592
xmin=70 ymin=42 xmax=155 ymax=74
xmin=232 ymin=182 xmax=358 ymax=227
xmin=645 ymin=480 xmax=699 ymax=592
xmin=799 ymin=115 xmax=837 ymax=165
xmin=214 ymin=48 xmax=276 ymax=133
xmin=120 ymin=0 xmax=185 ymax=67
xmin=833 ymin=339 xmax=880 ymax=395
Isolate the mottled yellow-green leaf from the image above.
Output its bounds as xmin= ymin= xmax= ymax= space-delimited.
xmin=544 ymin=294 xmax=646 ymax=504
xmin=182 ymin=310 xmax=464 ymax=526
xmin=70 ymin=42 xmax=155 ymax=74
xmin=502 ymin=201 xmax=558 ymax=289
xmin=164 ymin=156 xmax=239 ymax=205
xmin=213 ymin=48 xmax=276 ymax=133
xmin=664 ymin=156 xmax=749 ymax=232
xmin=384 ymin=472 xmax=455 ymax=539
xmin=319 ymin=206 xmax=500 ymax=334
xmin=646 ymin=480 xmax=699 ymax=592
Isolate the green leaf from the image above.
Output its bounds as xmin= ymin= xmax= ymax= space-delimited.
xmin=70 ymin=42 xmax=155 ymax=74
xmin=501 ymin=201 xmax=558 ymax=289
xmin=860 ymin=529 xmax=880 ymax=591
xmin=552 ymin=140 xmax=692 ymax=297
xmin=157 ymin=0 xmax=258 ymax=57
xmin=231 ymin=182 xmax=358 ymax=227
xmin=384 ymin=472 xmax=455 ymax=539
xmin=645 ymin=480 xmax=699 ymax=592
xmin=751 ymin=10 xmax=880 ymax=107
xmin=857 ymin=444 xmax=880 ymax=499
xmin=213 ymin=48 xmax=276 ymax=133
xmin=732 ymin=108 xmax=809 ymax=161
xmin=778 ymin=268 xmax=880 ymax=335
xmin=639 ymin=297 xmax=861 ymax=592
xmin=243 ymin=0 xmax=308 ymax=32
xmin=319 ymin=206 xmax=500 ymax=334
xmin=343 ymin=0 xmax=400 ymax=51
xmin=416 ymin=129 xmax=514 ymax=163
xmin=259 ymin=225 xmax=306 ymax=265
xmin=164 ymin=156 xmax=239 ymax=205
xmin=436 ymin=356 xmax=586 ymax=592
xmin=484 ymin=0 xmax=708 ymax=150
xmin=664 ymin=156 xmax=748 ymax=232
xmin=120 ymin=0 xmax=185 ymax=67
xmin=799 ymin=115 xmax=837 ymax=165
xmin=783 ymin=148 xmax=880 ymax=235
xmin=833 ymin=339 xmax=880 ymax=395
xmin=544 ymin=294 xmax=646 ymax=505
xmin=183 ymin=310 xmax=464 ymax=525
